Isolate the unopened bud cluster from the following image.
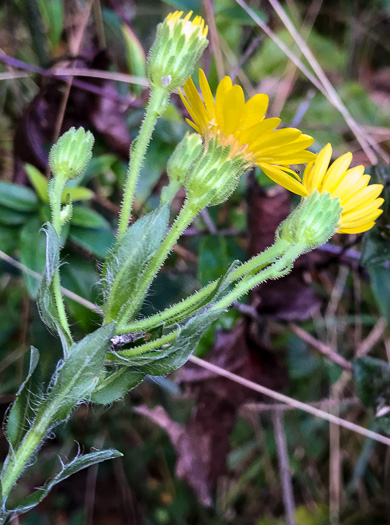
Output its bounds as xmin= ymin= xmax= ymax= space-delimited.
xmin=185 ymin=138 xmax=249 ymax=207
xmin=277 ymin=190 xmax=342 ymax=251
xmin=50 ymin=127 xmax=94 ymax=179
xmin=148 ymin=10 xmax=208 ymax=91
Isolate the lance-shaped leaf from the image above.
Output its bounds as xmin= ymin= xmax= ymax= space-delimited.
xmin=102 ymin=203 xmax=170 ymax=321
xmin=6 ymin=348 xmax=42 ymax=451
xmin=37 ymin=223 xmax=71 ymax=354
xmin=37 ymin=323 xmax=115 ymax=426
xmin=116 ymin=309 xmax=224 ymax=376
xmin=5 ymin=449 xmax=122 ymax=516
xmin=91 ymin=367 xmax=146 ymax=405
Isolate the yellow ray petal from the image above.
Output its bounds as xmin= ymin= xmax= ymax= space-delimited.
xmin=238 ymin=118 xmax=281 ymax=145
xmin=341 ymin=200 xmax=384 ymax=224
xmin=331 ymin=165 xmax=365 ymax=201
xmin=215 ymin=76 xmax=233 ymax=130
xmin=338 ymin=174 xmax=370 ymax=206
xmin=259 ymin=163 xmax=308 ymax=196
xmin=338 ymin=222 xmax=376 ymax=234
xmin=240 ymin=93 xmax=269 ymax=130
xmin=307 ymin=143 xmax=332 ymax=193
xmin=222 ymin=85 xmax=246 ymax=135
xmin=198 ymin=68 xmax=216 ymax=119
xmin=320 ymin=152 xmax=352 ymax=193
xmin=341 ymin=184 xmax=383 ymax=214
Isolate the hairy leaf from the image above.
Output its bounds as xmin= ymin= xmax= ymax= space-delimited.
xmin=6 ymin=348 xmax=42 ymax=451
xmin=117 ymin=309 xmax=224 ymax=376
xmin=6 ymin=449 xmax=122 ymax=515
xmin=37 ymin=323 xmax=115 ymax=426
xmin=91 ymin=367 xmax=145 ymax=405
xmin=102 ymin=203 xmax=170 ymax=321
xmin=37 ymin=223 xmax=71 ymax=354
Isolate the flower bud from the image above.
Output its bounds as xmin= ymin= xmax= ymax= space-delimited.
xmin=185 ymin=138 xmax=249 ymax=207
xmin=277 ymin=190 xmax=342 ymax=251
xmin=148 ymin=11 xmax=208 ymax=91
xmin=49 ymin=127 xmax=94 ymax=179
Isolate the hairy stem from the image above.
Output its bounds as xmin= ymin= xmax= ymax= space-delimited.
xmin=48 ymin=175 xmax=72 ymax=345
xmin=116 ymin=240 xmax=289 ymax=334
xmin=117 ymin=86 xmax=169 ymax=238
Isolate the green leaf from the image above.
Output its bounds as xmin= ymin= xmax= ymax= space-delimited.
xmin=6 ymin=348 xmax=41 ymax=451
xmin=37 ymin=223 xmax=70 ymax=353
xmin=70 ymin=206 xmax=110 ymax=229
xmin=102 ymin=204 xmax=170 ymax=321
xmin=25 ymin=164 xmax=49 ymax=202
xmin=122 ymin=24 xmax=146 ymax=96
xmin=6 ymin=449 xmax=122 ymax=515
xmin=19 ymin=218 xmax=46 ymax=298
xmin=62 ymin=187 xmax=94 ymax=203
xmin=0 ymin=225 xmax=19 ymax=254
xmin=91 ymin=367 xmax=145 ymax=404
xmin=37 ymin=0 xmax=64 ymax=50
xmin=0 ymin=182 xmax=38 ymax=212
xmin=361 ymin=227 xmax=390 ymax=265
xmin=118 ymin=309 xmax=223 ymax=376
xmin=0 ymin=205 xmax=31 ymax=226
xmin=69 ymin=226 xmax=115 ymax=259
xmin=38 ymin=323 xmax=115 ymax=426
xmin=368 ymin=265 xmax=390 ymax=322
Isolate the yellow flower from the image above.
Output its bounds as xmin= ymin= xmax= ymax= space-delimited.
xmin=302 ymin=143 xmax=384 ymax=234
xmin=148 ymin=12 xmax=208 ymax=91
xmin=179 ymin=69 xmax=315 ymax=196
xmin=166 ymin=10 xmax=208 ymax=38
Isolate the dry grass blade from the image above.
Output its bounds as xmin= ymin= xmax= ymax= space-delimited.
xmin=235 ymin=0 xmax=390 ymax=163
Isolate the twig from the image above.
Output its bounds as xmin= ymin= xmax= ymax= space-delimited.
xmin=229 ymin=35 xmax=263 ymax=82
xmin=0 ymin=250 xmax=102 ymax=313
xmin=288 ymin=323 xmax=353 ymax=371
xmin=188 ymin=355 xmax=390 ymax=446
xmin=200 ymin=208 xmax=217 ymax=234
xmin=356 ymin=318 xmax=388 ymax=358
xmin=242 ymin=397 xmax=358 ymax=413
xmin=272 ymin=411 xmax=296 ymax=525
xmin=204 ymin=0 xmax=225 ymax=79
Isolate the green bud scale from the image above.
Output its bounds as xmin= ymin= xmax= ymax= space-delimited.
xmin=148 ymin=11 xmax=208 ymax=91
xmin=277 ymin=190 xmax=342 ymax=251
xmin=49 ymin=127 xmax=94 ymax=179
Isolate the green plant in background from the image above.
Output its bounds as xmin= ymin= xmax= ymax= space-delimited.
xmin=0 ymin=8 xmax=385 ymax=523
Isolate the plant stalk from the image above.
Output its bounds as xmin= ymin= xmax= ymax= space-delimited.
xmin=117 ymin=86 xmax=169 ymax=238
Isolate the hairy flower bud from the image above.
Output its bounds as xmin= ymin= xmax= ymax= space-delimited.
xmin=148 ymin=11 xmax=208 ymax=91
xmin=50 ymin=127 xmax=94 ymax=179
xmin=277 ymin=190 xmax=342 ymax=251
xmin=185 ymin=138 xmax=249 ymax=207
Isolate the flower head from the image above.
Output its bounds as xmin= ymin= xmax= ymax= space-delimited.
xmin=179 ymin=69 xmax=315 ymax=195
xmin=49 ymin=127 xmax=94 ymax=179
xmin=302 ymin=144 xmax=384 ymax=234
xmin=148 ymin=11 xmax=208 ymax=91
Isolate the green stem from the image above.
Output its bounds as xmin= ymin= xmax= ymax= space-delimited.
xmin=1 ymin=404 xmax=57 ymax=503
xmin=212 ymin=243 xmax=305 ymax=311
xmin=48 ymin=176 xmax=72 ymax=345
xmin=117 ymin=87 xmax=169 ymax=238
xmin=111 ymin=243 xmax=304 ymax=361
xmin=117 ymin=197 xmax=206 ymax=325
xmin=107 ymin=329 xmax=179 ymax=361
xmin=116 ymin=240 xmax=289 ymax=334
